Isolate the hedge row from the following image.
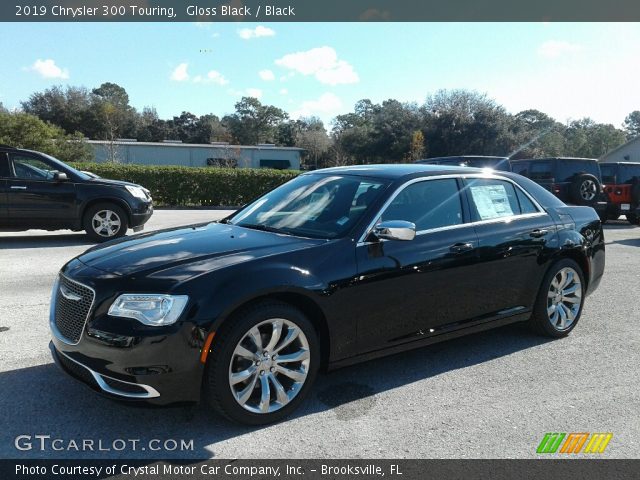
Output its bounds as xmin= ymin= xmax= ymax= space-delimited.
xmin=72 ymin=163 xmax=300 ymax=207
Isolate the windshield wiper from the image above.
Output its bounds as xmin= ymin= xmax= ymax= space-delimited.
xmin=237 ymin=223 xmax=287 ymax=235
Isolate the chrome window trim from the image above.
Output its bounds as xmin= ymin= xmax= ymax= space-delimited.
xmin=56 ymin=349 xmax=160 ymax=399
xmin=357 ymin=172 xmax=547 ymax=245
xmin=49 ymin=273 xmax=96 ymax=346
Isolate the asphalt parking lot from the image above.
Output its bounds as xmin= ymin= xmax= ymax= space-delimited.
xmin=0 ymin=211 xmax=639 ymax=459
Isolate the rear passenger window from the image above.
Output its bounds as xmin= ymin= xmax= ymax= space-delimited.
xmin=466 ymin=179 xmax=522 ymax=221
xmin=529 ymin=162 xmax=553 ymax=180
xmin=381 ymin=179 xmax=462 ymax=231
xmin=515 ymin=188 xmax=539 ymax=214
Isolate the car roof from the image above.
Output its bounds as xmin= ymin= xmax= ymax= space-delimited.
xmin=308 ymin=163 xmax=498 ymax=180
xmin=600 ymin=162 xmax=640 ymax=166
xmin=511 ymin=157 xmax=597 ymax=162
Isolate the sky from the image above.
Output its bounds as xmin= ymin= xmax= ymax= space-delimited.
xmin=0 ymin=22 xmax=639 ymax=128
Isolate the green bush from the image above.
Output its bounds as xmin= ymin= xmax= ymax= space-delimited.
xmin=72 ymin=162 xmax=300 ymax=207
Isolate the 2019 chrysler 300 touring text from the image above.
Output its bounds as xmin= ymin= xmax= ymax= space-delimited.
xmin=49 ymin=165 xmax=605 ymax=424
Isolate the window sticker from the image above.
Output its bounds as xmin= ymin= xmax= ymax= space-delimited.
xmin=470 ymin=184 xmax=514 ymax=220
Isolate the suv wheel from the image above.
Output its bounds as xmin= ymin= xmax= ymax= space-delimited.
xmin=204 ymin=301 xmax=319 ymax=425
xmin=528 ymin=259 xmax=585 ymax=338
xmin=570 ymin=174 xmax=600 ymax=205
xmin=627 ymin=213 xmax=639 ymax=225
xmin=83 ymin=203 xmax=128 ymax=242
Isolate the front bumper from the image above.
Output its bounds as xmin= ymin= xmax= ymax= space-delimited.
xmin=130 ymin=201 xmax=153 ymax=229
xmin=49 ymin=266 xmax=205 ymax=405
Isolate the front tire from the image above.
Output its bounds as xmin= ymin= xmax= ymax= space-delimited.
xmin=83 ymin=203 xmax=128 ymax=242
xmin=528 ymin=259 xmax=585 ymax=338
xmin=204 ymin=301 xmax=320 ymax=425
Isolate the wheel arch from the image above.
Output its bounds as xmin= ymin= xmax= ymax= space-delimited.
xmin=210 ymin=291 xmax=331 ymax=371
xmin=80 ymin=197 xmax=133 ymax=227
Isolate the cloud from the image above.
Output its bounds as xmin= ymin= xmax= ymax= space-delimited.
xmin=291 ymin=93 xmax=343 ymax=119
xmin=279 ymin=88 xmax=288 ymax=95
xmin=194 ymin=70 xmax=229 ymax=85
xmin=246 ymin=88 xmax=263 ymax=99
xmin=238 ymin=26 xmax=275 ymax=40
xmin=29 ymin=59 xmax=69 ymax=79
xmin=537 ymin=40 xmax=582 ymax=59
xmin=170 ymin=63 xmax=190 ymax=82
xmin=275 ymin=47 xmax=359 ymax=85
xmin=259 ymin=69 xmax=275 ymax=81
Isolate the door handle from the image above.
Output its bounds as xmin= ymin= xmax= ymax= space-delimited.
xmin=10 ymin=186 xmax=27 ymax=190
xmin=529 ymin=229 xmax=549 ymax=238
xmin=449 ymin=242 xmax=474 ymax=253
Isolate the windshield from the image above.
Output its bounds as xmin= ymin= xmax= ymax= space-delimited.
xmin=229 ymin=174 xmax=388 ymax=239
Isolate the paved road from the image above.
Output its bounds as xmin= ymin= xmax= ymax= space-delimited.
xmin=0 ymin=212 xmax=639 ymax=459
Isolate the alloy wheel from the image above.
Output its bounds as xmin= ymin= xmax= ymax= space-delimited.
xmin=547 ymin=267 xmax=582 ymax=331
xmin=228 ymin=318 xmax=310 ymax=414
xmin=91 ymin=209 xmax=122 ymax=237
xmin=579 ymin=180 xmax=597 ymax=201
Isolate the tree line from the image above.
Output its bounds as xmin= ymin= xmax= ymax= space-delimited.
xmin=1 ymin=82 xmax=639 ymax=167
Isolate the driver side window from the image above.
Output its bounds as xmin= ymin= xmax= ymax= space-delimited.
xmin=381 ymin=179 xmax=463 ymax=231
xmin=11 ymin=155 xmax=55 ymax=181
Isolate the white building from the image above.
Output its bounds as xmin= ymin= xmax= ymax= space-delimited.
xmin=87 ymin=140 xmax=303 ymax=170
xmin=599 ymin=136 xmax=640 ymax=163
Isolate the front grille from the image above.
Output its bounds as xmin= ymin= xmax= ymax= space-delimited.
xmin=54 ymin=275 xmax=95 ymax=344
xmin=56 ymin=350 xmax=100 ymax=390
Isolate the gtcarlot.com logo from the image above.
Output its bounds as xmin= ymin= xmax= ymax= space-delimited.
xmin=15 ymin=435 xmax=194 ymax=452
xmin=537 ymin=432 xmax=613 ymax=454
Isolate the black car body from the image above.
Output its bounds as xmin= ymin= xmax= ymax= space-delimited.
xmin=0 ymin=146 xmax=153 ymax=240
xmin=416 ymin=156 xmax=512 ymax=172
xmin=510 ymin=157 xmax=609 ymax=216
xmin=50 ymin=165 xmax=604 ymax=424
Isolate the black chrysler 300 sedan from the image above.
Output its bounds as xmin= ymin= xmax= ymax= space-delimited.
xmin=50 ymin=165 xmax=605 ymax=424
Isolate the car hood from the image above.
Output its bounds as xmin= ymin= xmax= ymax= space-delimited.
xmin=86 ymin=177 xmax=142 ymax=189
xmin=75 ymin=222 xmax=324 ymax=277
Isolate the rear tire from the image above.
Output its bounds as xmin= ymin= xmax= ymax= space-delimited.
xmin=83 ymin=203 xmax=128 ymax=242
xmin=627 ymin=213 xmax=639 ymax=225
xmin=204 ymin=301 xmax=320 ymax=425
xmin=528 ymin=259 xmax=585 ymax=338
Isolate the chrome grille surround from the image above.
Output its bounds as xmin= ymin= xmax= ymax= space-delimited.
xmin=51 ymin=274 xmax=95 ymax=345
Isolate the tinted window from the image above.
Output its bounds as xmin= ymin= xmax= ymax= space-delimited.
xmin=515 ymin=188 xmax=539 ymax=214
xmin=511 ymin=161 xmax=529 ymax=177
xmin=617 ymin=165 xmax=640 ymax=184
xmin=0 ymin=153 xmax=10 ymax=177
xmin=11 ymin=155 xmax=56 ymax=180
xmin=528 ymin=162 xmax=553 ymax=180
xmin=381 ymin=179 xmax=462 ymax=231
xmin=599 ymin=164 xmax=616 ymax=184
xmin=557 ymin=160 xmax=600 ymax=181
xmin=230 ymin=174 xmax=387 ymax=239
xmin=260 ymin=159 xmax=291 ymax=170
xmin=466 ymin=179 xmax=521 ymax=221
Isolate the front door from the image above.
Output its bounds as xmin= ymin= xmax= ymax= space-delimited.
xmin=6 ymin=153 xmax=76 ymax=228
xmin=353 ymin=177 xmax=484 ymax=354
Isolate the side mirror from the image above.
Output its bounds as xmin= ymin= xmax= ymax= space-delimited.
xmin=53 ymin=171 xmax=68 ymax=182
xmin=373 ymin=220 xmax=416 ymax=241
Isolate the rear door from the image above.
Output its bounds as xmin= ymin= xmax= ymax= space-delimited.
xmin=463 ymin=177 xmax=558 ymax=314
xmin=0 ymin=153 xmax=9 ymax=224
xmin=6 ymin=152 xmax=77 ymax=228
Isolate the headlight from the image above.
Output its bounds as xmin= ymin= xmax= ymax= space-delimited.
xmin=108 ymin=294 xmax=189 ymax=326
xmin=125 ymin=185 xmax=148 ymax=200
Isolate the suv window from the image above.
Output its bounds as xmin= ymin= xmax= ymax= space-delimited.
xmin=12 ymin=154 xmax=56 ymax=180
xmin=618 ymin=165 xmax=640 ymax=184
xmin=466 ymin=179 xmax=529 ymax=221
xmin=557 ymin=159 xmax=599 ymax=181
xmin=381 ymin=179 xmax=462 ymax=231
xmin=528 ymin=162 xmax=553 ymax=180
xmin=600 ymin=164 xmax=616 ymax=184
xmin=511 ymin=161 xmax=529 ymax=177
